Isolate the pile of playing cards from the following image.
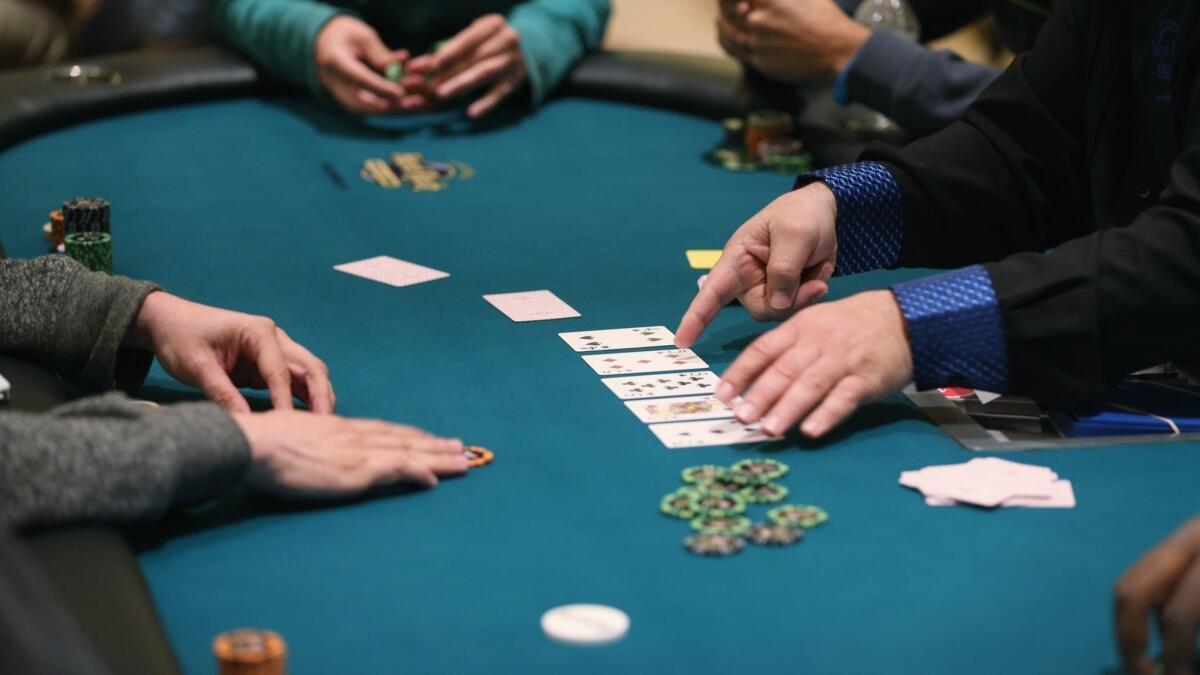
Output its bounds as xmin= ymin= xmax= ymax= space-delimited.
xmin=559 ymin=326 xmax=770 ymax=448
xmin=900 ymin=458 xmax=1075 ymax=509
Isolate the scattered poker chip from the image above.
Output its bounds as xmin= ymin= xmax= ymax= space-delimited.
xmin=740 ymin=482 xmax=789 ymax=504
xmin=64 ymin=231 xmax=112 ymax=274
xmin=731 ymin=458 xmax=789 ymax=483
xmin=744 ymin=522 xmax=804 ymax=547
xmin=680 ymin=464 xmax=724 ymax=485
xmin=213 ymin=628 xmax=287 ymax=675
xmin=692 ymin=492 xmax=746 ymax=518
xmin=683 ymin=533 xmax=745 ymax=557
xmin=464 ymin=445 xmax=493 ymax=469
xmin=768 ymin=504 xmax=828 ymax=529
xmin=61 ymin=197 xmax=110 ymax=234
xmin=689 ymin=514 xmax=752 ymax=537
xmin=660 ymin=488 xmax=702 ymax=520
xmin=540 ymin=604 xmax=629 ymax=646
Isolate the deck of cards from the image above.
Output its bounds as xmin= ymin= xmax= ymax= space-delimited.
xmin=558 ymin=325 xmax=769 ymax=448
xmin=900 ymin=458 xmax=1075 ymax=509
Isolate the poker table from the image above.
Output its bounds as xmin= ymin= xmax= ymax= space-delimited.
xmin=2 ymin=47 xmax=1199 ymax=675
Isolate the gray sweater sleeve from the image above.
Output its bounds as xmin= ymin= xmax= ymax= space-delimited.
xmin=0 ymin=256 xmax=160 ymax=393
xmin=0 ymin=393 xmax=250 ymax=530
xmin=843 ymin=29 xmax=1003 ymax=137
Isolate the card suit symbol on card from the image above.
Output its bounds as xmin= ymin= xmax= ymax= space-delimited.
xmin=638 ymin=359 xmax=652 ymax=364
xmin=603 ymin=358 xmax=618 ymax=363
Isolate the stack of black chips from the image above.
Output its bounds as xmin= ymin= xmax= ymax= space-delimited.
xmin=61 ymin=197 xmax=111 ymax=235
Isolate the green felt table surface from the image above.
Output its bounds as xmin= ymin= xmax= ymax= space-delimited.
xmin=1 ymin=94 xmax=1199 ymax=674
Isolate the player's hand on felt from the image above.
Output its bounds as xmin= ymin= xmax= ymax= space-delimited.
xmin=715 ymin=290 xmax=912 ymax=438
xmin=717 ymin=0 xmax=869 ymax=83
xmin=1115 ymin=515 xmax=1200 ymax=675
xmin=233 ymin=411 xmax=467 ymax=497
xmin=675 ymin=182 xmax=838 ymax=349
xmin=404 ymin=14 xmax=527 ymax=119
xmin=315 ymin=15 xmax=411 ymax=115
xmin=128 ymin=292 xmax=335 ymax=414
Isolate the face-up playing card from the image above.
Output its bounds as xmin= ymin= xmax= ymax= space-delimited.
xmin=624 ymin=395 xmax=733 ymax=423
xmin=602 ymin=371 xmax=721 ymax=400
xmin=558 ymin=326 xmax=674 ymax=352
xmin=483 ymin=290 xmax=580 ymax=322
xmin=334 ymin=256 xmax=448 ymax=288
xmin=0 ymin=372 xmax=9 ymax=401
xmin=581 ymin=349 xmax=707 ymax=376
xmin=648 ymin=418 xmax=771 ymax=448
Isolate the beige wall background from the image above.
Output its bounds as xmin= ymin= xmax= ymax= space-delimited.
xmin=602 ymin=0 xmax=1008 ymax=66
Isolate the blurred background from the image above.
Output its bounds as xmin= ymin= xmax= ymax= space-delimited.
xmin=0 ymin=0 xmax=1011 ymax=71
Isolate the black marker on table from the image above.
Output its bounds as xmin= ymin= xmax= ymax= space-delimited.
xmin=322 ymin=162 xmax=348 ymax=190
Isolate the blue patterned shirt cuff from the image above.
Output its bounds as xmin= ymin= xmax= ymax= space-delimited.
xmin=891 ymin=265 xmax=1008 ymax=392
xmin=794 ymin=162 xmax=903 ymax=276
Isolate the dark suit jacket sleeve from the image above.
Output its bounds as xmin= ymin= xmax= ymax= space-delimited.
xmin=861 ymin=0 xmax=1200 ymax=404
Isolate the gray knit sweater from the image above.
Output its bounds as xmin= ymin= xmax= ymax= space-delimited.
xmin=0 ymin=256 xmax=250 ymax=529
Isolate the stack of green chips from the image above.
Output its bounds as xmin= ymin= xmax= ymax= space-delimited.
xmin=64 ymin=231 xmax=112 ymax=274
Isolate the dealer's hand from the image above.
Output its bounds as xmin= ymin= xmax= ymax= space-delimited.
xmin=715 ymin=290 xmax=912 ymax=438
xmin=675 ymin=182 xmax=839 ymax=349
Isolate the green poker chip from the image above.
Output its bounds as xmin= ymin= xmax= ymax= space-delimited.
xmin=731 ymin=458 xmax=789 ymax=483
xmin=692 ymin=492 xmax=746 ymax=518
xmin=64 ymin=231 xmax=112 ymax=274
xmin=740 ymin=482 xmax=789 ymax=504
xmin=660 ymin=488 xmax=702 ymax=520
xmin=768 ymin=504 xmax=828 ymax=529
xmin=681 ymin=465 xmax=725 ymax=485
xmin=384 ymin=61 xmax=404 ymax=82
xmin=697 ymin=474 xmax=748 ymax=496
xmin=689 ymin=514 xmax=752 ymax=537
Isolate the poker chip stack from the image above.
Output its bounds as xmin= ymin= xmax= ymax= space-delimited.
xmin=660 ymin=459 xmax=829 ymax=557
xmin=60 ymin=197 xmax=112 ymax=273
xmin=705 ymin=112 xmax=813 ymax=174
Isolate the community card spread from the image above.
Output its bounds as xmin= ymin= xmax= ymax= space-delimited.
xmin=334 ymin=256 xmax=449 ymax=288
xmin=602 ymin=371 xmax=721 ymax=400
xmin=648 ymin=418 xmax=771 ymax=448
xmin=581 ymin=349 xmax=707 ymax=376
xmin=624 ymin=395 xmax=734 ymax=423
xmin=483 ymin=290 xmax=580 ymax=322
xmin=558 ymin=326 xmax=674 ymax=352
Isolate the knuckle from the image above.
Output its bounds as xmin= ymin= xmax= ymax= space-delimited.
xmin=1113 ymin=576 xmax=1139 ymax=607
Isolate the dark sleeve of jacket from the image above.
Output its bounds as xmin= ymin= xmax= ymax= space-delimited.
xmin=861 ymin=0 xmax=1200 ymax=405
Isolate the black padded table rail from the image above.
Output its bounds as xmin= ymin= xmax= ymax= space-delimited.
xmin=0 ymin=356 xmax=182 ymax=675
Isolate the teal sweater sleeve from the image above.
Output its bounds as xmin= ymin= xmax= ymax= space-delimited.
xmin=211 ymin=0 xmax=347 ymax=95
xmin=507 ymin=0 xmax=609 ymax=104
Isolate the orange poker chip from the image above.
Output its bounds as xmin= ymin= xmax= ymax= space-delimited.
xmin=464 ymin=445 xmax=494 ymax=469
xmin=213 ymin=628 xmax=287 ymax=675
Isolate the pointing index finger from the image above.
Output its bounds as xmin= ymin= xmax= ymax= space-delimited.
xmin=675 ymin=256 xmax=744 ymax=348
